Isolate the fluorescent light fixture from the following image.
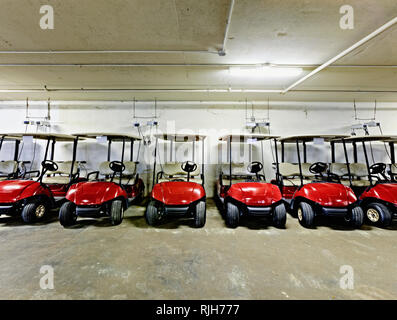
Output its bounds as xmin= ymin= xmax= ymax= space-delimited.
xmin=229 ymin=65 xmax=303 ymax=78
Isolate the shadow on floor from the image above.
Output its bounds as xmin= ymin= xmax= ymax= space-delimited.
xmin=124 ymin=215 xmax=196 ymax=230
xmin=0 ymin=212 xmax=59 ymax=227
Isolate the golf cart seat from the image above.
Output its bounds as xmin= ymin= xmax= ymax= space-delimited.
xmin=0 ymin=160 xmax=18 ymax=180
xmin=42 ymin=161 xmax=79 ymax=184
xmin=329 ymin=163 xmax=370 ymax=187
xmin=221 ymin=163 xmax=256 ymax=184
xmin=97 ymin=161 xmax=138 ymax=185
xmin=278 ymin=162 xmax=314 ymax=186
xmin=158 ymin=162 xmax=202 ymax=183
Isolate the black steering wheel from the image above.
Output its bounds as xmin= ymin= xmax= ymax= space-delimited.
xmin=109 ymin=161 xmax=125 ymax=173
xmin=370 ymin=163 xmax=386 ymax=175
xmin=41 ymin=160 xmax=58 ymax=172
xmin=181 ymin=161 xmax=197 ymax=173
xmin=309 ymin=162 xmax=328 ymax=175
xmin=247 ymin=161 xmax=263 ymax=174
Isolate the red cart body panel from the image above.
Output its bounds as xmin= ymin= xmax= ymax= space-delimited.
xmin=151 ymin=181 xmax=205 ymax=205
xmin=293 ymin=182 xmax=357 ymax=207
xmin=360 ymin=183 xmax=397 ymax=205
xmin=226 ymin=182 xmax=282 ymax=206
xmin=66 ymin=181 xmax=128 ymax=206
xmin=0 ymin=180 xmax=52 ymax=203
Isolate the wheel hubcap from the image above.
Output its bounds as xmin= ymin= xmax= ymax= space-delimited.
xmin=297 ymin=208 xmax=303 ymax=221
xmin=35 ymin=205 xmax=46 ymax=218
xmin=367 ymin=208 xmax=379 ymax=223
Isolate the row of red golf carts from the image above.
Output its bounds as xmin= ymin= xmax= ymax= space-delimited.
xmin=0 ymin=132 xmax=396 ymax=229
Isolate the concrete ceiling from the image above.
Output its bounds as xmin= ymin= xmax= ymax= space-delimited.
xmin=0 ymin=0 xmax=396 ymax=101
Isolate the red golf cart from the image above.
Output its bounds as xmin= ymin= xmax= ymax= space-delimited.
xmin=146 ymin=133 xmax=207 ymax=228
xmin=0 ymin=133 xmax=84 ymax=223
xmin=216 ymin=134 xmax=286 ymax=228
xmin=275 ymin=135 xmax=363 ymax=228
xmin=333 ymin=135 xmax=397 ymax=227
xmin=59 ymin=133 xmax=144 ymax=227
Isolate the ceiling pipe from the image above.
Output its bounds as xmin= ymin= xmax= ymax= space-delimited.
xmin=0 ymin=88 xmax=397 ymax=93
xmin=0 ymin=101 xmax=395 ymax=109
xmin=0 ymin=88 xmax=283 ymax=93
xmin=219 ymin=0 xmax=235 ymax=56
xmin=1 ymin=63 xmax=397 ymax=68
xmin=282 ymin=16 xmax=397 ymax=94
xmin=0 ymin=49 xmax=219 ymax=55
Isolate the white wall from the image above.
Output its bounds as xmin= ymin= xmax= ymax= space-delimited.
xmin=0 ymin=100 xmax=396 ymax=197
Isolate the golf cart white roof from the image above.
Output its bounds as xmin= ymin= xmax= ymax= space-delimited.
xmin=219 ymin=134 xmax=279 ymax=141
xmin=73 ymin=133 xmax=141 ymax=141
xmin=0 ymin=133 xmax=23 ymax=141
xmin=7 ymin=133 xmax=78 ymax=142
xmin=336 ymin=135 xmax=397 ymax=142
xmin=154 ymin=133 xmax=206 ymax=141
xmin=278 ymin=134 xmax=349 ymax=143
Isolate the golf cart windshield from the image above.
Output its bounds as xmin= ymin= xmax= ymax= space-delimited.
xmin=0 ymin=134 xmax=23 ymax=179
xmin=332 ymin=135 xmax=397 ymax=186
xmin=73 ymin=133 xmax=142 ymax=185
xmin=7 ymin=133 xmax=82 ymax=185
xmin=276 ymin=134 xmax=349 ymax=187
xmin=219 ymin=134 xmax=279 ymax=186
xmin=153 ymin=133 xmax=206 ymax=186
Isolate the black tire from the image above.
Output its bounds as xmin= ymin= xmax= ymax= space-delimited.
xmin=59 ymin=201 xmax=77 ymax=227
xmin=194 ymin=201 xmax=206 ymax=228
xmin=273 ymin=203 xmax=287 ymax=228
xmin=110 ymin=200 xmax=124 ymax=225
xmin=345 ymin=206 xmax=364 ymax=228
xmin=22 ymin=201 xmax=47 ymax=223
xmin=297 ymin=202 xmax=315 ymax=228
xmin=365 ymin=202 xmax=391 ymax=227
xmin=145 ymin=200 xmax=160 ymax=226
xmin=225 ymin=202 xmax=240 ymax=228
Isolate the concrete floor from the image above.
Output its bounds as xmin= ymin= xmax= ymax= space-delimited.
xmin=0 ymin=199 xmax=396 ymax=300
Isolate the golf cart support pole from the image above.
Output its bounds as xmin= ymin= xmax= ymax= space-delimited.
xmin=342 ymin=139 xmax=353 ymax=187
xmin=296 ymin=139 xmax=304 ymax=186
xmin=229 ymin=137 xmax=232 ymax=186
xmin=0 ymin=136 xmax=4 ymax=155
xmin=362 ymin=141 xmax=373 ymax=186
xmin=50 ymin=139 xmax=56 ymax=160
xmin=70 ymin=137 xmax=78 ymax=184
xmin=152 ymin=137 xmax=158 ymax=189
xmin=14 ymin=139 xmax=20 ymax=161
xmin=43 ymin=138 xmax=51 ymax=162
xmin=331 ymin=141 xmax=335 ymax=163
xmin=353 ymin=142 xmax=358 ymax=163
xmin=107 ymin=139 xmax=112 ymax=162
xmin=120 ymin=138 xmax=125 ymax=185
xmin=274 ymin=138 xmax=281 ymax=188
xmin=281 ymin=142 xmax=285 ymax=162
xmin=192 ymin=140 xmax=195 ymax=162
xmin=390 ymin=142 xmax=395 ymax=164
xmin=389 ymin=141 xmax=395 ymax=181
xmin=130 ymin=138 xmax=134 ymax=161
xmin=202 ymin=137 xmax=205 ymax=186
xmin=303 ymin=141 xmax=307 ymax=163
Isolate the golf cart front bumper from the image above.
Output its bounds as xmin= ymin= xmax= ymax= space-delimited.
xmin=245 ymin=206 xmax=272 ymax=216
xmin=321 ymin=207 xmax=349 ymax=217
xmin=0 ymin=204 xmax=14 ymax=215
xmin=76 ymin=205 xmax=105 ymax=218
xmin=163 ymin=205 xmax=191 ymax=216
